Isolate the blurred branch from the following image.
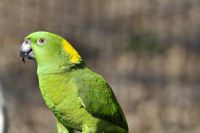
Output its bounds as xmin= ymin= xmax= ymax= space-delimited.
xmin=0 ymin=83 xmax=5 ymax=133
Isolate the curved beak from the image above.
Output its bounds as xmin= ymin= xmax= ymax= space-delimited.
xmin=20 ymin=40 xmax=35 ymax=63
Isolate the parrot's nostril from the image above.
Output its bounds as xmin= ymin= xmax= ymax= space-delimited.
xmin=24 ymin=38 xmax=31 ymax=44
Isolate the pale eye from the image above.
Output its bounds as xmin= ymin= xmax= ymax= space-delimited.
xmin=37 ymin=38 xmax=46 ymax=46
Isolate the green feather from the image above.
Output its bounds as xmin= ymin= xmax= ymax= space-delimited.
xmin=73 ymin=67 xmax=128 ymax=131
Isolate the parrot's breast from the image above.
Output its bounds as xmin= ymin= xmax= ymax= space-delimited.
xmin=37 ymin=73 xmax=90 ymax=130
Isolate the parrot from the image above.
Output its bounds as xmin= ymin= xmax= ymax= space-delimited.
xmin=20 ymin=31 xmax=129 ymax=133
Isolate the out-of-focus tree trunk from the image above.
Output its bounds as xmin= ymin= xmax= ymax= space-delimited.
xmin=0 ymin=83 xmax=5 ymax=133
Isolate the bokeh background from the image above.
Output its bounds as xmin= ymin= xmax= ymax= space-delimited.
xmin=0 ymin=0 xmax=200 ymax=133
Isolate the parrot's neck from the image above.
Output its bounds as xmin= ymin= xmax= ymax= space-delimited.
xmin=36 ymin=62 xmax=85 ymax=109
xmin=37 ymin=60 xmax=85 ymax=75
xmin=37 ymin=71 xmax=70 ymax=108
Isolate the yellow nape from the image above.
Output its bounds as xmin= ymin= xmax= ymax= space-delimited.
xmin=62 ymin=40 xmax=81 ymax=63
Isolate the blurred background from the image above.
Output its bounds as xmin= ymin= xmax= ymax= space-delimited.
xmin=0 ymin=0 xmax=200 ymax=133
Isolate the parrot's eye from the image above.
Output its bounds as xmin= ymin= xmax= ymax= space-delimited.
xmin=37 ymin=38 xmax=46 ymax=46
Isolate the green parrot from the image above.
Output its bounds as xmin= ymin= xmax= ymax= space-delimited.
xmin=20 ymin=31 xmax=129 ymax=133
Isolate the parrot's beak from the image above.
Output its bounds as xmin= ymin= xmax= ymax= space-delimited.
xmin=20 ymin=39 xmax=35 ymax=63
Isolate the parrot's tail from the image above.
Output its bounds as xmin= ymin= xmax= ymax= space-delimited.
xmin=91 ymin=119 xmax=129 ymax=133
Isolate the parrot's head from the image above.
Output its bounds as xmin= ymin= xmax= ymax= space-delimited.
xmin=20 ymin=31 xmax=82 ymax=69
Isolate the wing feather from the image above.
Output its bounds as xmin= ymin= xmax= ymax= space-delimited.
xmin=74 ymin=68 xmax=128 ymax=130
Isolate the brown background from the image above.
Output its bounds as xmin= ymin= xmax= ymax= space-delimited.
xmin=0 ymin=0 xmax=200 ymax=133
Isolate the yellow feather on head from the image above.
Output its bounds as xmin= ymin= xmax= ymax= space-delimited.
xmin=62 ymin=40 xmax=81 ymax=63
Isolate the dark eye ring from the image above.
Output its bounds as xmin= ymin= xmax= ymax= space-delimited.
xmin=37 ymin=38 xmax=46 ymax=45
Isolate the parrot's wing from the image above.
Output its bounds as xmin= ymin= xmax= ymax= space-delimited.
xmin=74 ymin=68 xmax=128 ymax=130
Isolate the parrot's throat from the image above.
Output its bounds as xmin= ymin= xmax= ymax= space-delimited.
xmin=37 ymin=60 xmax=85 ymax=75
xmin=37 ymin=72 xmax=70 ymax=109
